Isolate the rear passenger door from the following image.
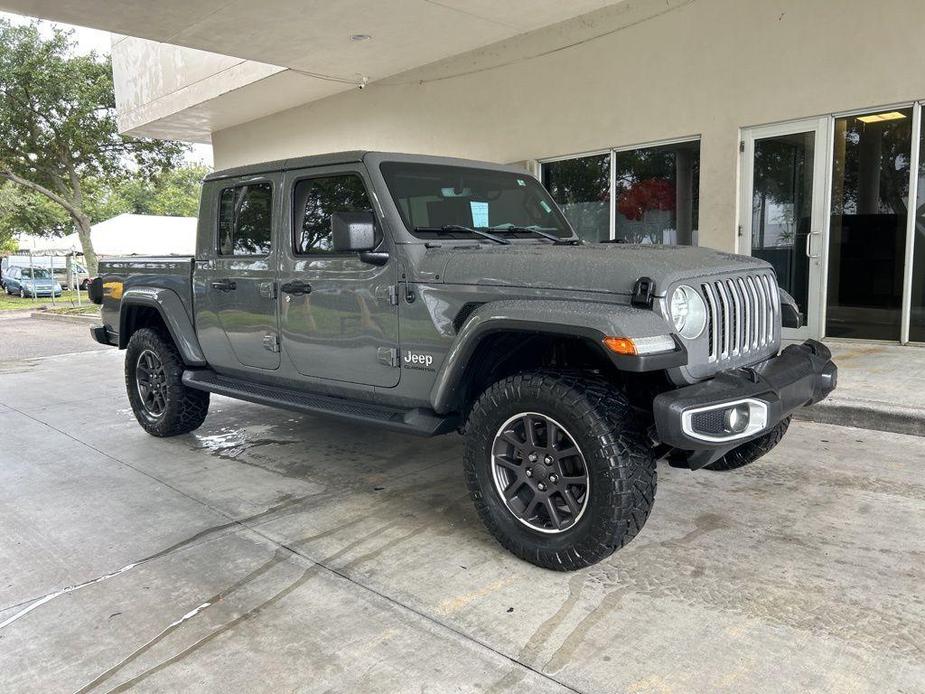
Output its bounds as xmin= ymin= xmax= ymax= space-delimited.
xmin=195 ymin=176 xmax=281 ymax=372
xmin=277 ymin=166 xmax=400 ymax=388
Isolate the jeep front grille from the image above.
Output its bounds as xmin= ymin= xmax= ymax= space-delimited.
xmin=701 ymin=273 xmax=778 ymax=363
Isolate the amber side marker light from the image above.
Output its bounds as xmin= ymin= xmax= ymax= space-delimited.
xmin=602 ymin=335 xmax=677 ymax=356
xmin=603 ymin=337 xmax=637 ymax=355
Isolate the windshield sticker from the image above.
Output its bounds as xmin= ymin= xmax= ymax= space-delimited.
xmin=539 ymin=200 xmax=552 ymax=213
xmin=470 ymin=201 xmax=489 ymax=228
xmin=516 ymin=179 xmax=526 ymax=187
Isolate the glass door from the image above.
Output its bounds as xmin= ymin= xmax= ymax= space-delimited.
xmin=741 ymin=118 xmax=829 ymax=340
xmin=827 ymin=108 xmax=914 ymax=340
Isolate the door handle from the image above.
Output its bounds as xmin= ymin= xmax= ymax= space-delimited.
xmin=210 ymin=279 xmax=236 ymax=292
xmin=806 ymin=231 xmax=822 ymax=259
xmin=281 ymin=280 xmax=311 ymax=295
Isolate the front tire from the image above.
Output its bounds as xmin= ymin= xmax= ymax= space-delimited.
xmin=464 ymin=371 xmax=657 ymax=571
xmin=704 ymin=417 xmax=791 ymax=471
xmin=125 ymin=328 xmax=210 ymax=437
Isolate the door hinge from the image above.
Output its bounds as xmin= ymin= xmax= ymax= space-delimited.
xmin=739 ymin=140 xmax=745 ymax=153
xmin=263 ymin=334 xmax=280 ymax=353
xmin=377 ymin=346 xmax=399 ymax=367
xmin=737 ymin=224 xmax=744 ymax=237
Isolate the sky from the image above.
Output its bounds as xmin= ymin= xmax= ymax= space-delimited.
xmin=0 ymin=11 xmax=214 ymax=167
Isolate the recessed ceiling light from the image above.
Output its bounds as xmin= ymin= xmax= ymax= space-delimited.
xmin=350 ymin=34 xmax=371 ymax=41
xmin=857 ymin=111 xmax=906 ymax=123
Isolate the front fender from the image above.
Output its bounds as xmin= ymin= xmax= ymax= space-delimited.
xmin=429 ymin=299 xmax=684 ymax=413
xmin=119 ymin=287 xmax=207 ymax=366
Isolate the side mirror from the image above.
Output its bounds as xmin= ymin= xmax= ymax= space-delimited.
xmin=331 ymin=211 xmax=377 ymax=252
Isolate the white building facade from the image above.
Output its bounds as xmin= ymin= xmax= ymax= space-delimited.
xmin=3 ymin=0 xmax=925 ymax=342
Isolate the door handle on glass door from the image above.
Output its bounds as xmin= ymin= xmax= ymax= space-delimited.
xmin=806 ymin=231 xmax=822 ymax=259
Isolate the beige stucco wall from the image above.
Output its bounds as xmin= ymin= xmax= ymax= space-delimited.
xmin=210 ymin=0 xmax=925 ymax=252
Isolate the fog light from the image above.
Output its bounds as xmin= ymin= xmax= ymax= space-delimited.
xmin=723 ymin=404 xmax=750 ymax=434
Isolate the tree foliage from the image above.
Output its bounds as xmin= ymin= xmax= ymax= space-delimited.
xmin=0 ymin=19 xmax=189 ymax=273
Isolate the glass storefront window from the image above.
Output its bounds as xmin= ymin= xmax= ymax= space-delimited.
xmin=911 ymin=116 xmax=925 ymax=342
xmin=613 ymin=140 xmax=699 ymax=245
xmin=826 ymin=108 xmax=913 ymax=340
xmin=541 ymin=153 xmax=610 ymax=243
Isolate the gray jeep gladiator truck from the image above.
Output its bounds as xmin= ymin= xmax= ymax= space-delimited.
xmin=88 ymin=151 xmax=837 ymax=570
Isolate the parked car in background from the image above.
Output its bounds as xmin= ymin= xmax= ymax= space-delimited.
xmin=1 ymin=255 xmax=89 ymax=290
xmin=2 ymin=267 xmax=63 ymax=298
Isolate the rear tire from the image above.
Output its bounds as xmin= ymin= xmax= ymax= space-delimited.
xmin=704 ymin=417 xmax=791 ymax=471
xmin=125 ymin=328 xmax=210 ymax=437
xmin=464 ymin=370 xmax=657 ymax=571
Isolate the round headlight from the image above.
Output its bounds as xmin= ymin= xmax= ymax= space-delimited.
xmin=669 ymin=285 xmax=707 ymax=340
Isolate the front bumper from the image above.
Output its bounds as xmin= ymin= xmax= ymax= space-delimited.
xmin=653 ymin=340 xmax=837 ymax=469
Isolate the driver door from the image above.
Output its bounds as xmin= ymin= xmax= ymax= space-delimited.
xmin=277 ymin=166 xmax=400 ymax=388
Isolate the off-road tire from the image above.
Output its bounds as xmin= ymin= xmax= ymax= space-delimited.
xmin=125 ymin=328 xmax=210 ymax=437
xmin=704 ymin=416 xmax=791 ymax=471
xmin=464 ymin=370 xmax=657 ymax=571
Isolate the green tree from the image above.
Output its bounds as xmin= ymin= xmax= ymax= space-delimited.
xmin=0 ymin=180 xmax=71 ymax=240
xmin=91 ymin=164 xmax=209 ymax=219
xmin=0 ymin=20 xmax=188 ymax=274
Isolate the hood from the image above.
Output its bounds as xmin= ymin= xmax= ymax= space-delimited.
xmin=421 ymin=243 xmax=771 ymax=296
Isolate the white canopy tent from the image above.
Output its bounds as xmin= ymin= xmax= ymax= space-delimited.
xmin=15 ymin=213 xmax=197 ymax=257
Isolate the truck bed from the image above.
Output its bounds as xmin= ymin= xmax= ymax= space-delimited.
xmin=98 ymin=256 xmax=195 ymax=338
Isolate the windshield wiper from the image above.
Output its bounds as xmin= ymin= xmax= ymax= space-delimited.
xmin=487 ymin=225 xmax=579 ymax=245
xmin=414 ymin=225 xmax=510 ymax=245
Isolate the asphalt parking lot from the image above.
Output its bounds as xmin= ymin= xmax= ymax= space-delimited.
xmin=1 ymin=326 xmax=923 ymax=692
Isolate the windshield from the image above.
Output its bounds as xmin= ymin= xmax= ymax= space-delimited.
xmin=21 ymin=268 xmax=51 ymax=279
xmin=380 ymin=162 xmax=573 ymax=240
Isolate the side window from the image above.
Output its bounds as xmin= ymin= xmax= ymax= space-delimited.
xmin=217 ymin=182 xmax=273 ymax=256
xmin=293 ymin=174 xmax=373 ymax=254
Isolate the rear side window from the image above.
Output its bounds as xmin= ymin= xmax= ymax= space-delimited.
xmin=293 ymin=174 xmax=373 ymax=254
xmin=217 ymin=182 xmax=273 ymax=256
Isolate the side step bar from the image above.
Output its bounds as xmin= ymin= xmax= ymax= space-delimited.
xmin=182 ymin=369 xmax=458 ymax=437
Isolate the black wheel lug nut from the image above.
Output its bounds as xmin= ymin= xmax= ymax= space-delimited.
xmin=525 ymin=469 xmax=533 ymax=478
xmin=544 ymin=455 xmax=553 ymax=465
xmin=537 ymin=482 xmax=546 ymax=492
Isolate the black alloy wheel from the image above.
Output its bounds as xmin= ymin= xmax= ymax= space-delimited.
xmin=491 ymin=412 xmax=589 ymax=533
xmin=135 ymin=348 xmax=169 ymax=418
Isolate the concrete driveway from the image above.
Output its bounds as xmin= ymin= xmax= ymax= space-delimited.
xmin=1 ymin=344 xmax=923 ymax=692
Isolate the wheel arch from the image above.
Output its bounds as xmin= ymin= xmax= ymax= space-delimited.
xmin=119 ymin=288 xmax=207 ymax=366
xmin=430 ymin=299 xmax=684 ymax=415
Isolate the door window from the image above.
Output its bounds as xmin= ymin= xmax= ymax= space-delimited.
xmin=826 ymin=109 xmax=913 ymax=340
xmin=293 ymin=174 xmax=373 ymax=254
xmin=217 ymin=182 xmax=273 ymax=256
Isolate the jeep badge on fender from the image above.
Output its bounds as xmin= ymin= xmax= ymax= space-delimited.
xmin=404 ymin=350 xmax=434 ymax=369
xmin=88 ymin=151 xmax=837 ymax=571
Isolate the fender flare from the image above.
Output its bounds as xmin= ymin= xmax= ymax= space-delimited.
xmin=429 ymin=299 xmax=684 ymax=414
xmin=119 ymin=287 xmax=207 ymax=366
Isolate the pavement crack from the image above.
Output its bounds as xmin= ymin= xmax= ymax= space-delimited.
xmin=72 ymin=553 xmax=288 ymax=694
xmin=0 ymin=493 xmax=318 ymax=627
xmin=485 ymin=573 xmax=587 ymax=692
